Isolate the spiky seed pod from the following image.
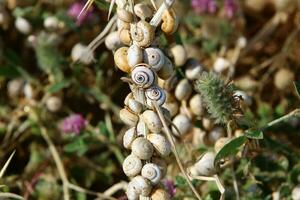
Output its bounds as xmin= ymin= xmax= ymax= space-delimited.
xmin=195 ymin=71 xmax=235 ymax=124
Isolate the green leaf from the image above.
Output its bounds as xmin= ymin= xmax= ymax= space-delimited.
xmin=47 ymin=81 xmax=70 ymax=94
xmin=214 ymin=136 xmax=247 ymax=165
xmin=64 ymin=137 xmax=88 ymax=156
xmin=0 ymin=66 xmax=20 ymax=78
xmin=294 ymin=81 xmax=300 ymax=97
xmin=245 ymin=130 xmax=264 ymax=140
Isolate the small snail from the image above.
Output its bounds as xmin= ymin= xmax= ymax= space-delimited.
xmin=143 ymin=47 xmax=165 ymax=71
xmin=208 ymin=127 xmax=225 ymax=144
xmin=130 ymin=21 xmax=155 ymax=48
xmin=161 ymin=9 xmax=178 ymax=35
xmin=46 ymin=96 xmax=62 ymax=113
xmin=213 ymin=57 xmax=231 ymax=73
xmin=150 ymin=188 xmax=170 ymax=200
xmin=172 ymin=114 xmax=191 ymax=136
xmin=170 ymin=45 xmax=187 ymax=67
xmin=131 ymin=65 xmax=155 ymax=88
xmin=131 ymin=137 xmax=154 ymax=160
xmin=157 ymin=57 xmax=174 ymax=80
xmin=147 ymin=133 xmax=171 ymax=157
xmin=162 ymin=101 xmax=179 ymax=117
xmin=192 ymin=152 xmax=216 ymax=176
xmin=189 ymin=94 xmax=204 ymax=116
xmin=123 ymin=154 xmax=143 ymax=177
xmin=292 ymin=186 xmax=300 ymax=200
xmin=134 ymin=3 xmax=153 ymax=20
xmin=127 ymin=44 xmax=143 ymax=68
xmin=114 ymin=47 xmax=131 ymax=73
xmin=119 ymin=28 xmax=132 ymax=46
xmin=119 ymin=108 xmax=139 ymax=126
xmin=117 ymin=8 xmax=133 ymax=23
xmin=123 ymin=127 xmax=137 ymax=149
xmin=152 ymin=157 xmax=168 ymax=178
xmin=174 ymin=79 xmax=192 ymax=101
xmin=145 ymin=86 xmax=166 ymax=108
xmin=44 ymin=16 xmax=59 ymax=31
xmin=128 ymin=176 xmax=153 ymax=196
xmin=128 ymin=98 xmax=143 ymax=114
xmin=141 ymin=163 xmax=162 ymax=185
xmin=124 ymin=92 xmax=134 ymax=106
xmin=105 ymin=31 xmax=122 ymax=51
xmin=117 ymin=19 xmax=131 ymax=30
xmin=185 ymin=58 xmax=203 ymax=80
xmin=15 ymin=17 xmax=32 ymax=34
xmin=7 ymin=79 xmax=24 ymax=98
xmin=141 ymin=110 xmax=163 ymax=133
xmin=214 ymin=137 xmax=230 ymax=153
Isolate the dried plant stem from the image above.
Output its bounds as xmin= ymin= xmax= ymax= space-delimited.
xmin=266 ymin=109 xmax=300 ymax=128
xmin=103 ymin=181 xmax=128 ymax=196
xmin=0 ymin=192 xmax=24 ymax=200
xmin=0 ymin=150 xmax=15 ymax=178
xmin=152 ymin=101 xmax=203 ymax=200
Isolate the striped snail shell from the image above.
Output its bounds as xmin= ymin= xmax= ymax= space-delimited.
xmin=122 ymin=154 xmax=142 ymax=177
xmin=131 ymin=65 xmax=155 ymax=88
xmin=130 ymin=21 xmax=155 ymax=48
xmin=141 ymin=163 xmax=162 ymax=185
xmin=143 ymin=47 xmax=165 ymax=71
xmin=127 ymin=44 xmax=143 ymax=68
xmin=145 ymin=86 xmax=166 ymax=108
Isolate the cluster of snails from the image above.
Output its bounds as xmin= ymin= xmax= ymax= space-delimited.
xmin=104 ymin=0 xmax=179 ymax=199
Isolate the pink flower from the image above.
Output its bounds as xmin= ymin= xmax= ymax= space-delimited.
xmin=163 ymin=179 xmax=176 ymax=197
xmin=224 ymin=0 xmax=238 ymax=18
xmin=59 ymin=114 xmax=87 ymax=135
xmin=68 ymin=1 xmax=94 ymax=26
xmin=191 ymin=0 xmax=217 ymax=14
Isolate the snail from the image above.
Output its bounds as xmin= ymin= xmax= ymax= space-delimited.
xmin=127 ymin=44 xmax=143 ymax=68
xmin=145 ymin=86 xmax=166 ymax=108
xmin=208 ymin=127 xmax=225 ymax=144
xmin=143 ymin=47 xmax=165 ymax=71
xmin=162 ymin=101 xmax=179 ymax=117
xmin=46 ymin=96 xmax=62 ymax=113
xmin=119 ymin=108 xmax=139 ymax=126
xmin=213 ymin=57 xmax=231 ymax=73
xmin=131 ymin=137 xmax=154 ymax=160
xmin=171 ymin=114 xmax=192 ymax=136
xmin=15 ymin=17 xmax=31 ymax=34
xmin=71 ymin=43 xmax=94 ymax=65
xmin=123 ymin=127 xmax=137 ymax=149
xmin=134 ymin=3 xmax=153 ymax=20
xmin=174 ymin=79 xmax=192 ymax=101
xmin=150 ymin=188 xmax=170 ymax=200
xmin=189 ymin=94 xmax=204 ymax=116
xmin=119 ymin=28 xmax=132 ymax=46
xmin=105 ymin=31 xmax=122 ymax=51
xmin=192 ymin=152 xmax=216 ymax=176
xmin=117 ymin=8 xmax=133 ymax=23
xmin=147 ymin=133 xmax=171 ymax=157
xmin=161 ymin=9 xmax=178 ymax=35
xmin=124 ymin=92 xmax=134 ymax=106
xmin=152 ymin=157 xmax=168 ymax=178
xmin=141 ymin=110 xmax=163 ymax=133
xmin=44 ymin=16 xmax=59 ymax=31
xmin=157 ymin=56 xmax=174 ymax=80
xmin=131 ymin=65 xmax=155 ymax=88
xmin=136 ymin=120 xmax=149 ymax=136
xmin=274 ymin=68 xmax=294 ymax=90
xmin=128 ymin=98 xmax=143 ymax=114
xmin=127 ymin=176 xmax=153 ymax=197
xmin=117 ymin=19 xmax=131 ymax=30
xmin=123 ymin=154 xmax=143 ymax=177
xmin=170 ymin=45 xmax=187 ymax=67
xmin=141 ymin=163 xmax=162 ymax=185
xmin=185 ymin=58 xmax=203 ymax=80
xmin=7 ymin=79 xmax=24 ymax=98
xmin=214 ymin=137 xmax=230 ymax=153
xmin=114 ymin=47 xmax=131 ymax=73
xmin=130 ymin=21 xmax=155 ymax=48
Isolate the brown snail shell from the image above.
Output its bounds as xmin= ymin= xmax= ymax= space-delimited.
xmin=114 ymin=47 xmax=131 ymax=73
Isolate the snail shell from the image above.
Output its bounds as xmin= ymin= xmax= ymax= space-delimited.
xmin=114 ymin=47 xmax=131 ymax=73
xmin=126 ymin=184 xmax=139 ymax=200
xmin=123 ymin=127 xmax=137 ymax=149
xmin=145 ymin=86 xmax=166 ymax=108
xmin=213 ymin=57 xmax=231 ymax=73
xmin=119 ymin=28 xmax=132 ymax=46
xmin=46 ymin=96 xmax=62 ymax=113
xmin=15 ymin=17 xmax=32 ymax=34
xmin=117 ymin=8 xmax=133 ymax=23
xmin=170 ymin=45 xmax=187 ymax=67
xmin=174 ymin=79 xmax=192 ymax=101
xmin=161 ymin=9 xmax=178 ymax=35
xmin=105 ymin=31 xmax=122 ymax=51
xmin=127 ymin=44 xmax=143 ymax=68
xmin=124 ymin=92 xmax=133 ymax=106
xmin=119 ymin=108 xmax=139 ymax=126
xmin=208 ymin=127 xmax=225 ymax=144
xmin=131 ymin=137 xmax=154 ymax=160
xmin=171 ymin=114 xmax=191 ymax=136
xmin=131 ymin=66 xmax=155 ymax=88
xmin=274 ymin=68 xmax=294 ymax=90
xmin=141 ymin=163 xmax=162 ymax=185
xmin=130 ymin=21 xmax=155 ymax=48
xmin=147 ymin=133 xmax=171 ymax=157
xmin=189 ymin=94 xmax=204 ymax=116
xmin=214 ymin=137 xmax=230 ymax=153
xmin=152 ymin=157 xmax=167 ymax=178
xmin=136 ymin=120 xmax=149 ymax=136
xmin=157 ymin=56 xmax=174 ymax=80
xmin=141 ymin=110 xmax=163 ymax=133
xmin=122 ymin=154 xmax=142 ymax=177
xmin=117 ymin=19 xmax=130 ymax=30
xmin=128 ymin=98 xmax=143 ymax=114
xmin=151 ymin=188 xmax=170 ymax=200
xmin=193 ymin=152 xmax=216 ymax=176
xmin=128 ymin=176 xmax=152 ymax=196
xmin=162 ymin=101 xmax=179 ymax=117
xmin=185 ymin=58 xmax=203 ymax=80
xmin=134 ymin=3 xmax=153 ymax=20
xmin=143 ymin=47 xmax=165 ymax=71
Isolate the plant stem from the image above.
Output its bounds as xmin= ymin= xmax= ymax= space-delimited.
xmin=265 ymin=109 xmax=300 ymax=128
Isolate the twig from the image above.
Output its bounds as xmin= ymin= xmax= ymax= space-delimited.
xmin=265 ymin=109 xmax=300 ymax=128
xmin=0 ymin=150 xmax=15 ymax=178
xmin=0 ymin=192 xmax=24 ymax=200
xmin=103 ymin=181 xmax=128 ymax=196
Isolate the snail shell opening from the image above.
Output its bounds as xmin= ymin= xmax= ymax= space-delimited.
xmin=131 ymin=65 xmax=156 ymax=88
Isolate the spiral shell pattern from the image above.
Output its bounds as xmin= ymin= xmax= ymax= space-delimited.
xmin=130 ymin=21 xmax=155 ymax=48
xmin=123 ymin=154 xmax=143 ymax=177
xmin=145 ymin=86 xmax=166 ymax=108
xmin=132 ymin=137 xmax=154 ymax=160
xmin=141 ymin=163 xmax=162 ymax=185
xmin=144 ymin=47 xmax=165 ymax=71
xmin=131 ymin=66 xmax=155 ymax=88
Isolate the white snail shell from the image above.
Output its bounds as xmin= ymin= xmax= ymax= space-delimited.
xmin=134 ymin=3 xmax=153 ymax=20
xmin=117 ymin=18 xmax=131 ymax=30
xmin=143 ymin=47 xmax=165 ymax=71
xmin=136 ymin=120 xmax=149 ymax=137
xmin=208 ymin=127 xmax=225 ymax=144
xmin=130 ymin=21 xmax=155 ymax=48
xmin=214 ymin=137 xmax=230 ymax=153
xmin=124 ymin=93 xmax=133 ymax=106
xmin=145 ymin=86 xmax=166 ymax=108
xmin=122 ymin=154 xmax=142 ymax=177
xmin=114 ymin=47 xmax=131 ymax=73
xmin=152 ymin=157 xmax=167 ymax=178
xmin=131 ymin=137 xmax=154 ymax=160
xmin=213 ymin=57 xmax=231 ymax=73
xmin=292 ymin=186 xmax=300 ymax=200
xmin=7 ymin=79 xmax=24 ymax=98
xmin=128 ymin=98 xmax=143 ymax=114
xmin=141 ymin=163 xmax=162 ymax=185
xmin=117 ymin=8 xmax=133 ymax=23
xmin=185 ymin=58 xmax=203 ymax=80
xmin=123 ymin=127 xmax=137 ymax=149
xmin=128 ymin=176 xmax=152 ymax=196
xmin=46 ymin=96 xmax=62 ymax=113
xmin=162 ymin=102 xmax=178 ymax=117
xmin=141 ymin=110 xmax=163 ymax=133
xmin=189 ymin=94 xmax=204 ymax=116
xmin=15 ymin=17 xmax=31 ymax=34
xmin=171 ymin=114 xmax=191 ymax=136
xmin=119 ymin=28 xmax=132 ymax=46
xmin=193 ymin=152 xmax=216 ymax=176
xmin=170 ymin=45 xmax=187 ymax=67
xmin=157 ymin=56 xmax=174 ymax=80
xmin=147 ymin=133 xmax=171 ymax=157
xmin=151 ymin=188 xmax=170 ymax=200
xmin=105 ymin=31 xmax=122 ymax=51
xmin=127 ymin=44 xmax=143 ymax=68
xmin=161 ymin=9 xmax=178 ymax=35
xmin=44 ymin=16 xmax=59 ymax=31
xmin=126 ymin=184 xmax=139 ymax=200
xmin=174 ymin=79 xmax=192 ymax=101
xmin=119 ymin=108 xmax=139 ymax=126
xmin=131 ymin=66 xmax=155 ymax=88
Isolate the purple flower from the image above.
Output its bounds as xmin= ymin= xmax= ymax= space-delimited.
xmin=163 ymin=179 xmax=176 ymax=198
xmin=224 ymin=0 xmax=238 ymax=18
xmin=68 ymin=1 xmax=94 ymax=26
xmin=59 ymin=114 xmax=87 ymax=135
xmin=191 ymin=0 xmax=217 ymax=14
